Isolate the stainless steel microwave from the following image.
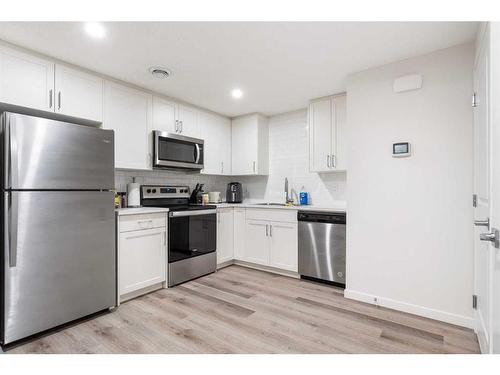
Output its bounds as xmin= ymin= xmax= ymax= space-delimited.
xmin=153 ymin=131 xmax=204 ymax=170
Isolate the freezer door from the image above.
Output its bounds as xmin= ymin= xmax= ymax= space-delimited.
xmin=3 ymin=191 xmax=116 ymax=345
xmin=3 ymin=112 xmax=114 ymax=190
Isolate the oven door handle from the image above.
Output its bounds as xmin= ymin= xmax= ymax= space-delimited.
xmin=169 ymin=209 xmax=217 ymax=218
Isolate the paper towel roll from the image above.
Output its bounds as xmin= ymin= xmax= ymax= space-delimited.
xmin=127 ymin=180 xmax=141 ymax=207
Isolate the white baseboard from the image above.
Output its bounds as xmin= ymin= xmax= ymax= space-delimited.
xmin=344 ymin=289 xmax=474 ymax=329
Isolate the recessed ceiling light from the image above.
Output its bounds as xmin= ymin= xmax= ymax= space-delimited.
xmin=149 ymin=67 xmax=172 ymax=79
xmin=231 ymin=88 xmax=244 ymax=99
xmin=84 ymin=22 xmax=106 ymax=39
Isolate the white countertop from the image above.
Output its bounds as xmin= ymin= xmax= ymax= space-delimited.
xmin=212 ymin=201 xmax=346 ymax=213
xmin=115 ymin=207 xmax=169 ymax=216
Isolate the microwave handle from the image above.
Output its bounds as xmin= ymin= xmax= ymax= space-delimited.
xmin=195 ymin=143 xmax=201 ymax=164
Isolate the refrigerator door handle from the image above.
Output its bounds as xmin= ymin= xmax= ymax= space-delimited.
xmin=5 ymin=192 xmax=18 ymax=267
xmin=9 ymin=116 xmax=19 ymax=188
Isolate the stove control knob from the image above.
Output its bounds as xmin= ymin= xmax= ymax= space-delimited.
xmin=152 ymin=189 xmax=157 ymax=194
xmin=146 ymin=189 xmax=151 ymax=194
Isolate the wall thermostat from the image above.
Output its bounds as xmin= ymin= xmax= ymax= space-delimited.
xmin=392 ymin=142 xmax=411 ymax=157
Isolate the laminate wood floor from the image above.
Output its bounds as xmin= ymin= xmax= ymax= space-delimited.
xmin=7 ymin=265 xmax=480 ymax=354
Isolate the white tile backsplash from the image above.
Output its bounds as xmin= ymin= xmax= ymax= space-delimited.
xmin=115 ymin=169 xmax=233 ymax=198
xmin=115 ymin=109 xmax=346 ymax=206
xmin=238 ymin=109 xmax=346 ymax=206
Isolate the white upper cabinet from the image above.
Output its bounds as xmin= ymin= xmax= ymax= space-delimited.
xmin=104 ymin=81 xmax=153 ymax=170
xmin=152 ymin=96 xmax=177 ymax=133
xmin=200 ymin=111 xmax=232 ymax=175
xmin=177 ymin=104 xmax=199 ymax=137
xmin=0 ymin=46 xmax=54 ymax=111
xmin=54 ymin=64 xmax=103 ymax=122
xmin=309 ymin=93 xmax=347 ymax=172
xmin=231 ymin=114 xmax=269 ymax=175
xmin=152 ymin=98 xmax=199 ymax=138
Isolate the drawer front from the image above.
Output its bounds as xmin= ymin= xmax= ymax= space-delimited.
xmin=119 ymin=213 xmax=167 ymax=233
xmin=245 ymin=208 xmax=297 ymax=223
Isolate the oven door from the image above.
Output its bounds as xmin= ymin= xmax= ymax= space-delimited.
xmin=154 ymin=131 xmax=204 ymax=170
xmin=168 ymin=210 xmax=216 ymax=263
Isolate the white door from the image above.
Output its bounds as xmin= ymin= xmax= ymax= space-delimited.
xmin=0 ymin=46 xmax=54 ymax=111
xmin=232 ymin=116 xmax=258 ymax=175
xmin=489 ymin=22 xmax=500 ymax=354
xmin=119 ymin=228 xmax=166 ymax=297
xmin=54 ymin=64 xmax=103 ymax=121
xmin=103 ymin=81 xmax=152 ymax=170
xmin=177 ymin=104 xmax=199 ymax=137
xmin=244 ymin=220 xmax=269 ymax=265
xmin=309 ymin=98 xmax=332 ymax=172
xmin=152 ymin=96 xmax=177 ymax=133
xmin=269 ymin=222 xmax=298 ymax=272
xmin=217 ymin=208 xmax=234 ymax=265
xmin=233 ymin=208 xmax=246 ymax=260
xmin=473 ymin=24 xmax=494 ymax=353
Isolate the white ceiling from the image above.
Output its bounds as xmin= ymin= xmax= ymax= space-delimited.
xmin=0 ymin=22 xmax=478 ymax=117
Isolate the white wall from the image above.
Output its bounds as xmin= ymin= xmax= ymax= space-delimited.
xmin=345 ymin=43 xmax=475 ymax=327
xmin=238 ymin=109 xmax=347 ymax=206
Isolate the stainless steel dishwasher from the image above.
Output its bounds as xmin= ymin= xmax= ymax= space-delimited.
xmin=298 ymin=211 xmax=346 ymax=286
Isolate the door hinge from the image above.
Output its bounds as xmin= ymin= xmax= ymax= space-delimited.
xmin=473 ymin=294 xmax=478 ymax=309
xmin=472 ymin=93 xmax=478 ymax=108
xmin=473 ymin=194 xmax=477 ymax=208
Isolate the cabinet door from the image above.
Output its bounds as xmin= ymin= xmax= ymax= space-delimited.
xmin=244 ymin=220 xmax=269 ymax=265
xmin=103 ymin=81 xmax=152 ymax=170
xmin=269 ymin=222 xmax=298 ymax=272
xmin=201 ymin=112 xmax=231 ymax=175
xmin=0 ymin=46 xmax=54 ymax=111
xmin=177 ymin=104 xmax=199 ymax=137
xmin=152 ymin=96 xmax=177 ymax=133
xmin=217 ymin=208 xmax=234 ymax=265
xmin=119 ymin=227 xmax=166 ymax=296
xmin=55 ymin=64 xmax=103 ymax=121
xmin=332 ymin=94 xmax=347 ymax=170
xmin=232 ymin=116 xmax=258 ymax=175
xmin=309 ymin=98 xmax=332 ymax=172
xmin=233 ymin=208 xmax=246 ymax=260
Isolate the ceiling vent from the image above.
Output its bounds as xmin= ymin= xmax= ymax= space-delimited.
xmin=149 ymin=67 xmax=171 ymax=79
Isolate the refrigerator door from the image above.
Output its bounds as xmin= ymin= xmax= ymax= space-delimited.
xmin=3 ymin=112 xmax=114 ymax=190
xmin=3 ymin=191 xmax=116 ymax=345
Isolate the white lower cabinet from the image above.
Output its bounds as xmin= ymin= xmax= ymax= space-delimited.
xmin=217 ymin=208 xmax=234 ymax=265
xmin=233 ymin=207 xmax=246 ymax=260
xmin=244 ymin=220 xmax=271 ymax=265
xmin=117 ymin=212 xmax=167 ymax=302
xmin=242 ymin=210 xmax=298 ymax=272
xmin=269 ymin=222 xmax=298 ymax=271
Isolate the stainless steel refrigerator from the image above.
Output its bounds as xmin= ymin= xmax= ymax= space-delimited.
xmin=1 ymin=108 xmax=116 ymax=346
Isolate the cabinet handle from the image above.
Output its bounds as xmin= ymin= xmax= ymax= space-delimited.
xmin=269 ymin=224 xmax=272 ymax=237
xmin=327 ymin=155 xmax=331 ymax=168
xmin=138 ymin=220 xmax=153 ymax=228
xmin=332 ymin=154 xmax=336 ymax=168
xmin=49 ymin=89 xmax=53 ymax=109
xmin=253 ymin=161 xmax=256 ymax=174
xmin=180 ymin=121 xmax=183 ymax=133
xmin=221 ymin=161 xmax=224 ymax=174
xmin=57 ymin=91 xmax=61 ymax=110
xmin=175 ymin=120 xmax=179 ymax=132
xmin=265 ymin=224 xmax=269 ymax=237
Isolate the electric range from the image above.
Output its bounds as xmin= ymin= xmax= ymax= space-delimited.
xmin=141 ymin=185 xmax=217 ymax=286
